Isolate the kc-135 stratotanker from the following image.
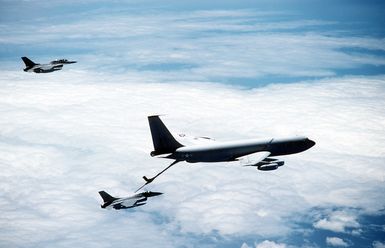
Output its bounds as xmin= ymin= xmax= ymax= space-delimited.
xmin=136 ymin=115 xmax=315 ymax=191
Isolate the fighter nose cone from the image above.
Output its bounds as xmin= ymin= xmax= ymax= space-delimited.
xmin=143 ymin=191 xmax=163 ymax=197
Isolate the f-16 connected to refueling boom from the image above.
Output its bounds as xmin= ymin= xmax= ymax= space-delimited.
xmin=99 ymin=190 xmax=163 ymax=210
xmin=136 ymin=115 xmax=315 ymax=191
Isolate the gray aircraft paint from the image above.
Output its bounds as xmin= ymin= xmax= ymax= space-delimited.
xmin=137 ymin=116 xmax=315 ymax=191
xmin=170 ymin=137 xmax=315 ymax=162
xmin=99 ymin=191 xmax=163 ymax=210
xmin=21 ymin=57 xmax=76 ymax=73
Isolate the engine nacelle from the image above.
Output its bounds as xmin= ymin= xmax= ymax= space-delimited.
xmin=257 ymin=160 xmax=284 ymax=171
xmin=257 ymin=163 xmax=279 ymax=171
xmin=241 ymin=157 xmax=284 ymax=169
xmin=275 ymin=161 xmax=284 ymax=167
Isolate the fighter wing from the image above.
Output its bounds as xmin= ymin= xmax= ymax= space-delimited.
xmin=236 ymin=151 xmax=271 ymax=166
xmin=119 ymin=199 xmax=138 ymax=208
xmin=42 ymin=64 xmax=63 ymax=70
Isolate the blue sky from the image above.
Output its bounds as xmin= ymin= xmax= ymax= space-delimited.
xmin=0 ymin=1 xmax=384 ymax=248
xmin=1 ymin=0 xmax=385 ymax=87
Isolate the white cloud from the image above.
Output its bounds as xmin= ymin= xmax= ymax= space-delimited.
xmin=0 ymin=71 xmax=384 ymax=247
xmin=373 ymin=241 xmax=385 ymax=248
xmin=1 ymin=4 xmax=385 ymax=247
xmin=326 ymin=237 xmax=349 ymax=247
xmin=241 ymin=243 xmax=252 ymax=248
xmin=2 ymin=8 xmax=385 ymax=81
xmin=255 ymin=240 xmax=287 ymax=248
xmin=313 ymin=211 xmax=360 ymax=233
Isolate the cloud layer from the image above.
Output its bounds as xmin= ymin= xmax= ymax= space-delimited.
xmin=1 ymin=6 xmax=385 ymax=85
xmin=1 ymin=2 xmax=385 ymax=247
xmin=326 ymin=237 xmax=349 ymax=247
xmin=0 ymin=71 xmax=384 ymax=247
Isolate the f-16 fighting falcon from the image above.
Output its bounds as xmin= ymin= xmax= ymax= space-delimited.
xmin=136 ymin=115 xmax=315 ymax=191
xmin=21 ymin=57 xmax=76 ymax=73
xmin=99 ymin=190 xmax=163 ymax=210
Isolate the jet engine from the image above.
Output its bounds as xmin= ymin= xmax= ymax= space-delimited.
xmin=257 ymin=163 xmax=279 ymax=171
xmin=254 ymin=160 xmax=284 ymax=171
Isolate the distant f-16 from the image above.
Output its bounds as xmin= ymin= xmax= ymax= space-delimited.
xmin=137 ymin=115 xmax=315 ymax=191
xmin=99 ymin=190 xmax=163 ymax=209
xmin=21 ymin=57 xmax=76 ymax=73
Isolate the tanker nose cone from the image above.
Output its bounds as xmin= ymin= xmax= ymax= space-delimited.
xmin=307 ymin=139 xmax=316 ymax=149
